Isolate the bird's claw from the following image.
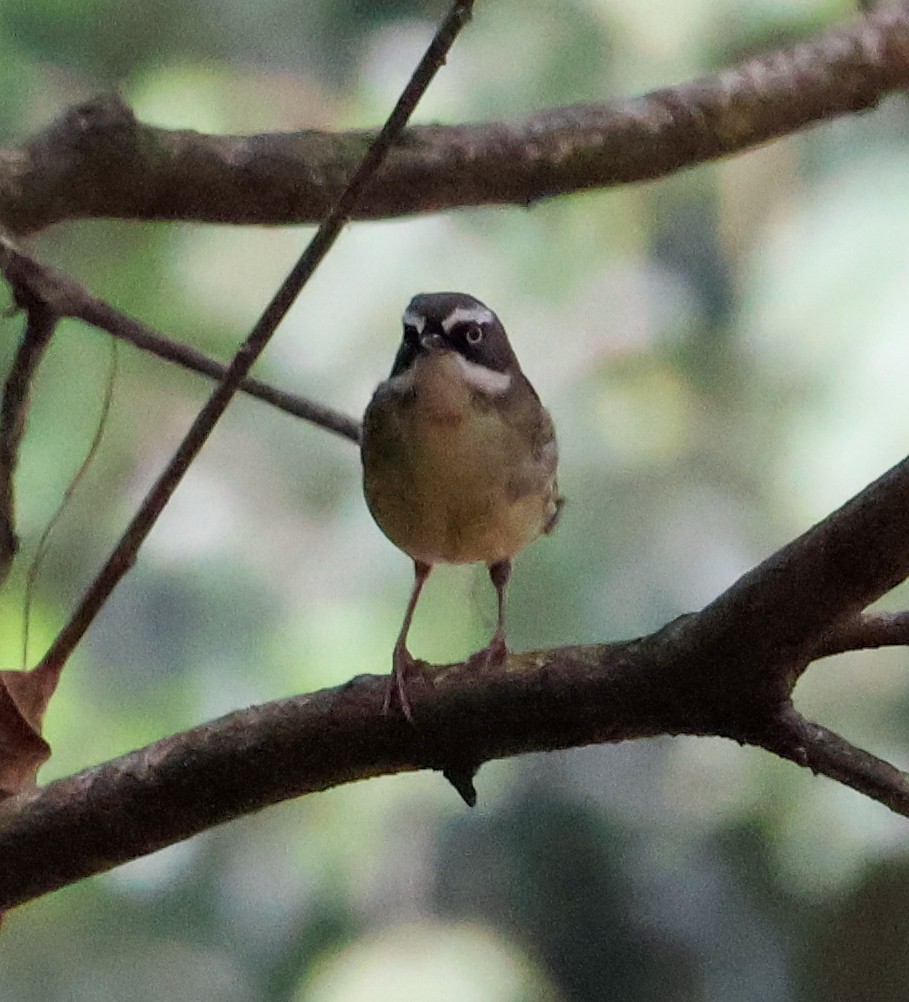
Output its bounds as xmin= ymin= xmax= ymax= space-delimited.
xmin=384 ymin=645 xmax=419 ymax=723
xmin=467 ymin=633 xmax=508 ymax=671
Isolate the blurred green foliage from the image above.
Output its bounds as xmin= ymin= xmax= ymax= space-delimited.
xmin=3 ymin=0 xmax=909 ymax=1000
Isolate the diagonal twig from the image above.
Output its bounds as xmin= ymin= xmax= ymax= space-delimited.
xmin=0 ymin=235 xmax=361 ymax=443
xmin=764 ymin=705 xmax=909 ymax=815
xmin=32 ymin=0 xmax=474 ymax=684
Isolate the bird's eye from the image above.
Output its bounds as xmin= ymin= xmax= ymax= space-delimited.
xmin=464 ymin=323 xmax=484 ymax=345
xmin=403 ymin=324 xmax=420 ymax=342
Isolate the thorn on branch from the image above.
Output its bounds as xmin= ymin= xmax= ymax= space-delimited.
xmin=442 ymin=764 xmax=479 ymax=807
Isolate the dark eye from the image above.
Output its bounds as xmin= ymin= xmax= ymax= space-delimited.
xmin=403 ymin=324 xmax=420 ymax=342
xmin=464 ymin=323 xmax=484 ymax=345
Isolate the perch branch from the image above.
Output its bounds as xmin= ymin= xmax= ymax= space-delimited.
xmin=1 ymin=3 xmax=908 ymax=234
xmin=4 ymin=446 xmax=909 ymax=907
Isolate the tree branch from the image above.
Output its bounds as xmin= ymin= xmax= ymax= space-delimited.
xmin=812 ymin=610 xmax=909 ymax=658
xmin=0 ymin=288 xmax=58 ymax=584
xmin=763 ymin=705 xmax=909 ymax=814
xmin=0 ymin=235 xmax=361 ymax=443
xmin=4 ymin=446 xmax=909 ymax=908
xmin=3 ymin=0 xmax=909 ymax=916
xmin=1 ymin=3 xmax=908 ymax=235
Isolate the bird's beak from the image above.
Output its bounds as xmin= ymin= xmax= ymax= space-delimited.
xmin=419 ymin=332 xmax=446 ymax=353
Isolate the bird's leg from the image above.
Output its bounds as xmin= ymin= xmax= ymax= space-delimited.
xmin=487 ymin=558 xmax=511 ymax=663
xmin=469 ymin=558 xmax=512 ymax=669
xmin=385 ymin=560 xmax=432 ymax=721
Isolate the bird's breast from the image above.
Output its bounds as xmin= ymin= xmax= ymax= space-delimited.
xmin=362 ymin=354 xmax=555 ymax=565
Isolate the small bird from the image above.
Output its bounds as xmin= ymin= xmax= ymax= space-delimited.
xmin=361 ymin=292 xmax=562 ymax=720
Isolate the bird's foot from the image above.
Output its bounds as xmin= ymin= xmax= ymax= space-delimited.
xmin=467 ymin=633 xmax=508 ymax=672
xmin=384 ymin=645 xmax=420 ymax=724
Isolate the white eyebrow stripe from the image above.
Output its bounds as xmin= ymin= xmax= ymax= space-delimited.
xmin=402 ymin=309 xmax=426 ymax=334
xmin=441 ymin=305 xmax=495 ymax=333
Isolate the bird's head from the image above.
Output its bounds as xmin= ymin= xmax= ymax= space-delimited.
xmin=388 ymin=292 xmax=521 ymax=396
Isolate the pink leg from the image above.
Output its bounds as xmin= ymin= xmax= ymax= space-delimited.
xmin=385 ymin=560 xmax=432 ymax=721
xmin=469 ymin=559 xmax=511 ymax=668
xmin=487 ymin=558 xmax=511 ymax=662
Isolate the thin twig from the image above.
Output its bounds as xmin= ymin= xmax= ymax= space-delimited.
xmin=0 ymin=297 xmax=57 ymax=585
xmin=23 ymin=339 xmax=118 ymax=668
xmin=32 ymin=0 xmax=474 ymax=682
xmin=72 ymin=294 xmax=362 ymax=443
xmin=765 ymin=705 xmax=909 ymax=815
xmin=0 ymin=236 xmax=361 ymax=443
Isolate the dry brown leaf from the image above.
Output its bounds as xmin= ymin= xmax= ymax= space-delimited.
xmin=0 ymin=665 xmax=57 ymax=799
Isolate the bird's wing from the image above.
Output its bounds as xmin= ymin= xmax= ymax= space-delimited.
xmin=504 ymin=375 xmax=562 ymax=532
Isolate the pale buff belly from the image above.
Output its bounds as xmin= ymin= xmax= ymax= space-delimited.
xmin=364 ymin=405 xmax=549 ymax=566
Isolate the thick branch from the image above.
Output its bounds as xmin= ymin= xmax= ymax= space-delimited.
xmin=1 ymin=3 xmax=908 ymax=234
xmin=5 ymin=448 xmax=909 ymax=907
xmin=0 ymin=630 xmax=777 ymax=912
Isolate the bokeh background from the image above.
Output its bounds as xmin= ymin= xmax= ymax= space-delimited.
xmin=2 ymin=0 xmax=909 ymax=999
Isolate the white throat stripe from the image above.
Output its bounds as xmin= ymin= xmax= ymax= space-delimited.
xmin=402 ymin=309 xmax=426 ymax=334
xmin=442 ymin=305 xmax=495 ymax=333
xmin=455 ymin=354 xmax=512 ymax=396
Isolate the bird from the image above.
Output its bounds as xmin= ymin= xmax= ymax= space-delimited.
xmin=360 ymin=292 xmax=562 ymax=721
